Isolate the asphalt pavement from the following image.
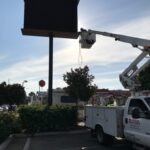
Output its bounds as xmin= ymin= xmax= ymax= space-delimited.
xmin=3 ymin=130 xmax=132 ymax=150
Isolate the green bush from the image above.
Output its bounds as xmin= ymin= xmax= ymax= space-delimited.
xmin=18 ymin=105 xmax=78 ymax=134
xmin=0 ymin=112 xmax=21 ymax=144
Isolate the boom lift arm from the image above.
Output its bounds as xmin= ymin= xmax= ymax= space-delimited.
xmin=79 ymin=29 xmax=150 ymax=91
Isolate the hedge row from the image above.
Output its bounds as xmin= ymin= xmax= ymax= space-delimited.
xmin=18 ymin=105 xmax=78 ymax=133
xmin=0 ymin=105 xmax=78 ymax=143
xmin=0 ymin=112 xmax=21 ymax=143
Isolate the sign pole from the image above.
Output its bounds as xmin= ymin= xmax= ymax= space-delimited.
xmin=48 ymin=35 xmax=53 ymax=106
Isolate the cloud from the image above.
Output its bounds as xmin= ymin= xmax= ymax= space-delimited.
xmin=0 ymin=56 xmax=48 ymax=79
xmin=94 ymin=77 xmax=123 ymax=90
xmin=80 ymin=16 xmax=150 ymax=64
xmin=0 ymin=54 xmax=8 ymax=61
xmin=0 ymin=56 xmax=49 ymax=92
xmin=54 ymin=16 xmax=150 ymax=70
xmin=0 ymin=16 xmax=150 ymax=93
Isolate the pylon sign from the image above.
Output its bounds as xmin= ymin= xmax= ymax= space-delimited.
xmin=22 ymin=0 xmax=80 ymax=39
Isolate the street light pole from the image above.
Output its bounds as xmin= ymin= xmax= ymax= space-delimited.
xmin=22 ymin=80 xmax=28 ymax=87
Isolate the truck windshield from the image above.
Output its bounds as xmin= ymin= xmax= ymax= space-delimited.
xmin=145 ymin=97 xmax=150 ymax=107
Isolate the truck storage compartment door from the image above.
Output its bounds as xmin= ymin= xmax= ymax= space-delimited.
xmin=85 ymin=105 xmax=94 ymax=128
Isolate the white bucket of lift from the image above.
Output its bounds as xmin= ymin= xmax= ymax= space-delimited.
xmin=79 ymin=29 xmax=96 ymax=49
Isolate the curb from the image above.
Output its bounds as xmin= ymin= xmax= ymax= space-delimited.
xmin=14 ymin=129 xmax=89 ymax=138
xmin=34 ymin=129 xmax=89 ymax=137
xmin=0 ymin=135 xmax=13 ymax=150
xmin=23 ymin=138 xmax=31 ymax=150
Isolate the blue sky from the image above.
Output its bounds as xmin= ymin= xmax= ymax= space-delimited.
xmin=0 ymin=0 xmax=150 ymax=94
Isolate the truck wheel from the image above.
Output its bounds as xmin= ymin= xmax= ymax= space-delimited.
xmin=96 ymin=126 xmax=114 ymax=145
xmin=96 ymin=126 xmax=106 ymax=144
xmin=90 ymin=129 xmax=96 ymax=138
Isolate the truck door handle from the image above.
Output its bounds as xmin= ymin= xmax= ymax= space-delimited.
xmin=125 ymin=118 xmax=128 ymax=124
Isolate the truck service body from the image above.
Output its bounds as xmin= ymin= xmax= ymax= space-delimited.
xmin=85 ymin=96 xmax=150 ymax=147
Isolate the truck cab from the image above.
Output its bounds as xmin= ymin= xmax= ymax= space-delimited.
xmin=123 ymin=96 xmax=150 ymax=147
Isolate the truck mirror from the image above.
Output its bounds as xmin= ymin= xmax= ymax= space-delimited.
xmin=131 ymin=108 xmax=140 ymax=119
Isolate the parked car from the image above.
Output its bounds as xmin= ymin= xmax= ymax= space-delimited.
xmin=0 ymin=106 xmax=3 ymax=111
xmin=8 ymin=104 xmax=17 ymax=111
xmin=1 ymin=105 xmax=9 ymax=111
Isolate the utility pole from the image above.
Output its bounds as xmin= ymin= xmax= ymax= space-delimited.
xmin=48 ymin=35 xmax=53 ymax=106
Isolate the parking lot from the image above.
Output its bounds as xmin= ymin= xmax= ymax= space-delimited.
xmin=4 ymin=130 xmax=132 ymax=150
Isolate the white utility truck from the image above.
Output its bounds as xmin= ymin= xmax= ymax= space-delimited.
xmin=79 ymin=29 xmax=150 ymax=149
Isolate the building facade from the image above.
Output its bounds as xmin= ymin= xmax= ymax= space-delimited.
xmin=28 ymin=88 xmax=130 ymax=106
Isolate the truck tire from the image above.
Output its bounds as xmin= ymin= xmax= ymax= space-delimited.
xmin=90 ymin=129 xmax=96 ymax=138
xmin=96 ymin=126 xmax=107 ymax=144
xmin=96 ymin=126 xmax=114 ymax=145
